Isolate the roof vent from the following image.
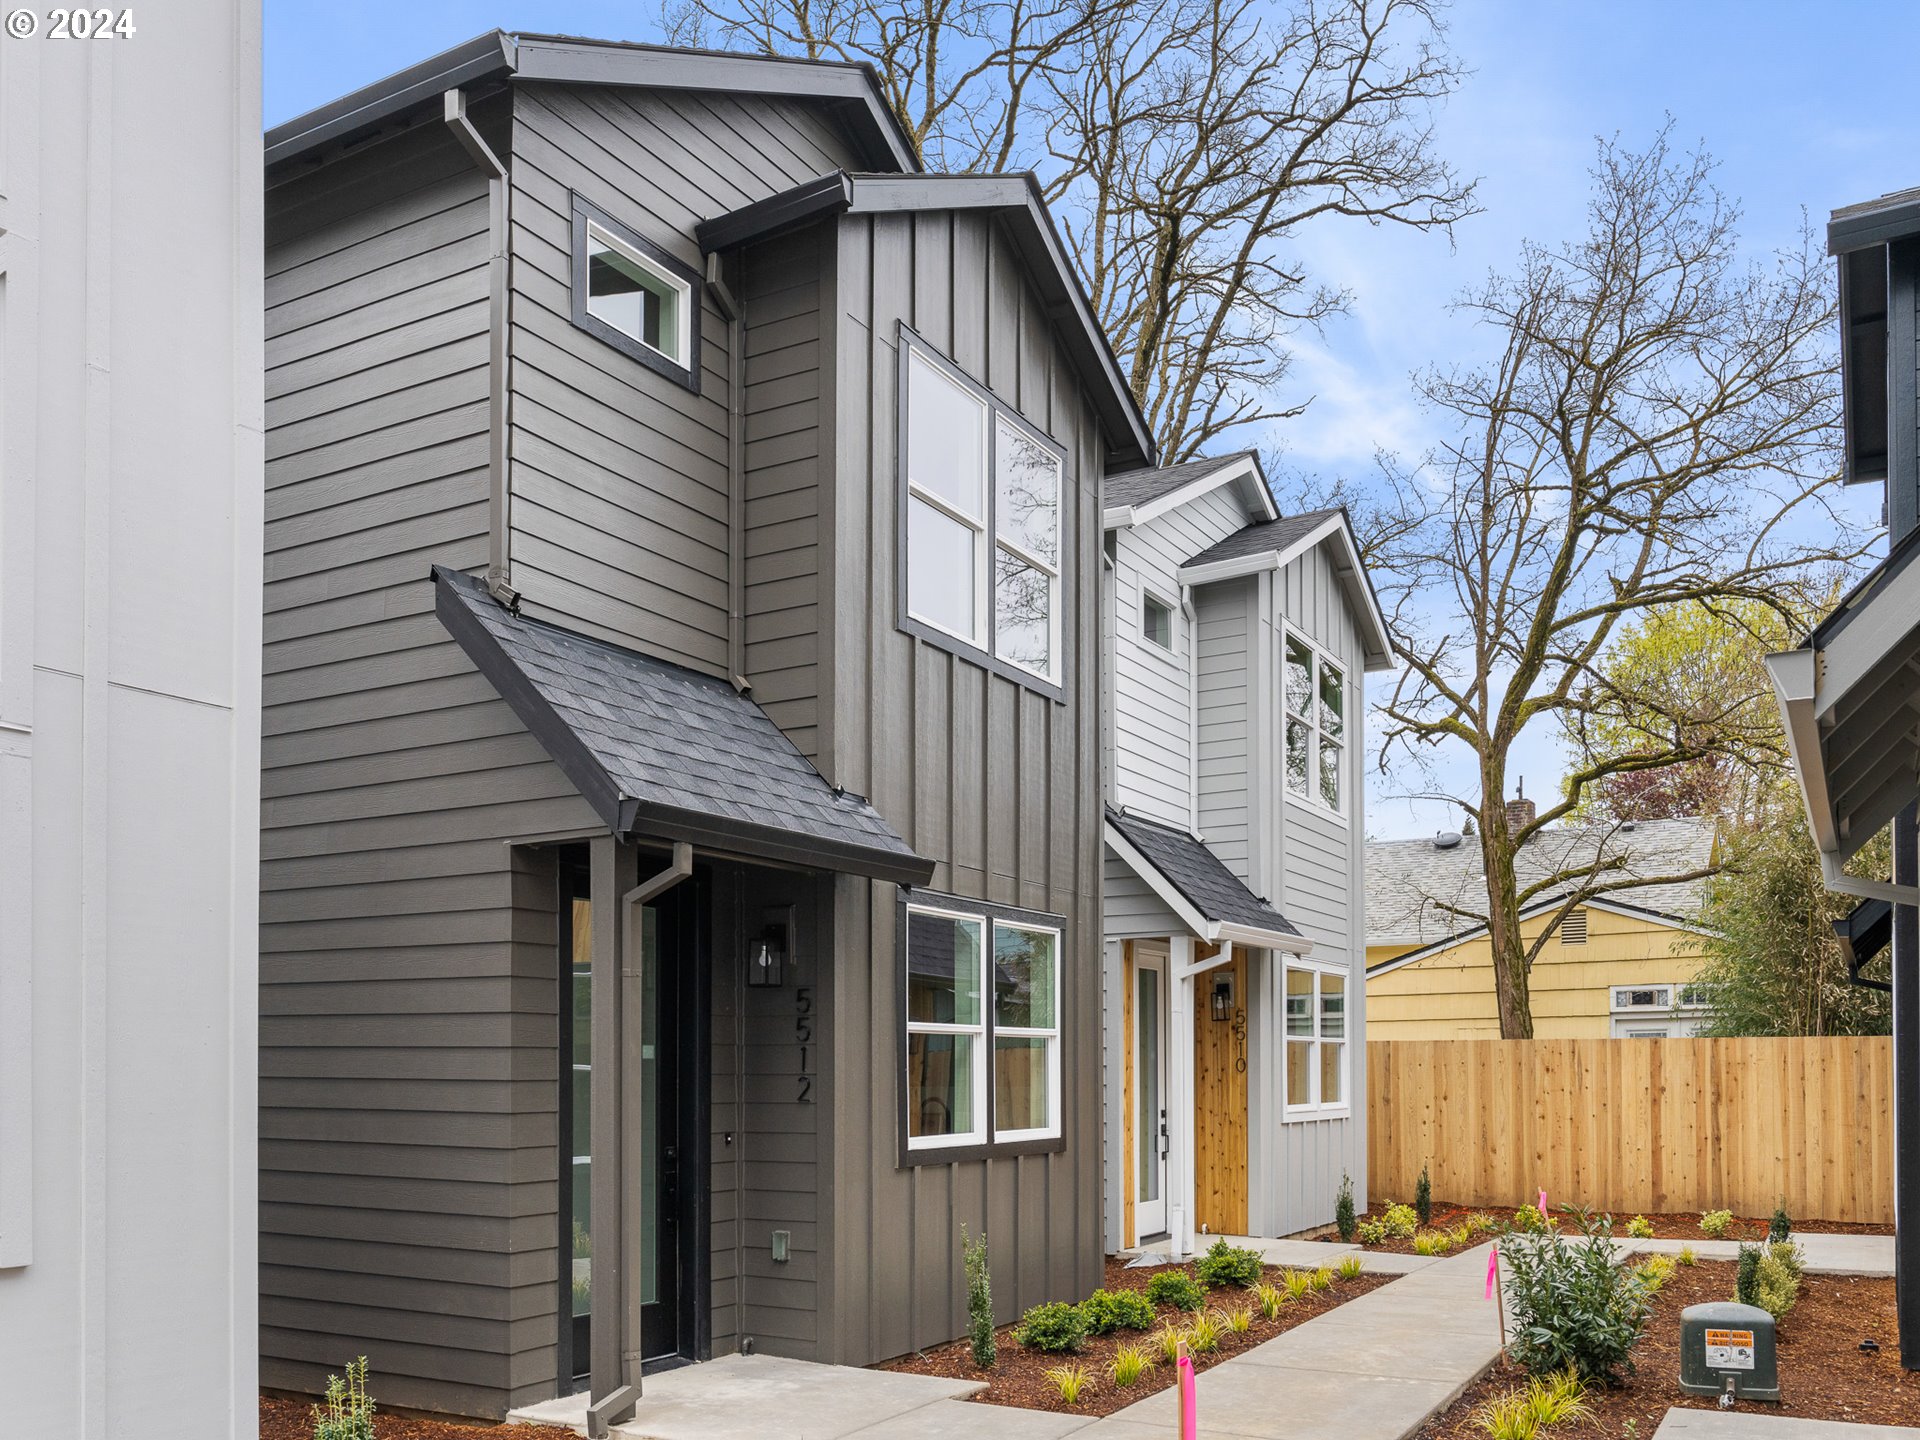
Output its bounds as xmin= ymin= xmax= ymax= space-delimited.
xmin=1621 ymin=820 xmax=1637 ymax=832
xmin=1432 ymin=831 xmax=1463 ymax=850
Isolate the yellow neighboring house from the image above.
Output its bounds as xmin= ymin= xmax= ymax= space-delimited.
xmin=1366 ymin=814 xmax=1720 ymax=1039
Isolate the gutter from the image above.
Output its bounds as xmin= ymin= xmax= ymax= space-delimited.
xmin=443 ymin=89 xmax=518 ymax=608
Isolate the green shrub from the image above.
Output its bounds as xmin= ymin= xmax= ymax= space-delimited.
xmin=1280 ymin=1268 xmax=1315 ymax=1302
xmin=1415 ymin=1164 xmax=1433 ymax=1225
xmin=1521 ymin=1370 xmax=1589 ymax=1428
xmin=1356 ymin=1218 xmax=1388 ymax=1246
xmin=1145 ymin=1269 xmax=1205 ymax=1312
xmin=1109 ymin=1343 xmax=1152 ymax=1387
xmin=1700 ymin=1209 xmax=1734 ymax=1238
xmin=1254 ymin=1281 xmax=1283 ymax=1318
xmin=1194 ymin=1238 xmax=1263 ymax=1289
xmin=1512 ymin=1204 xmax=1556 ymax=1235
xmin=1080 ymin=1287 xmax=1155 ymax=1335
xmin=1450 ymin=1223 xmax=1475 ymax=1248
xmin=1335 ymin=1171 xmax=1358 ymax=1243
xmin=1769 ymin=1203 xmax=1793 ymax=1244
xmin=1501 ymin=1207 xmax=1650 ymax=1384
xmin=1310 ymin=1266 xmax=1334 ymax=1292
xmin=1735 ymin=1243 xmax=1762 ymax=1307
xmin=1472 ymin=1388 xmax=1540 ymax=1440
xmin=1184 ymin=1308 xmax=1222 ymax=1354
xmin=1466 ymin=1211 xmax=1500 ymax=1235
xmin=1636 ymin=1254 xmax=1676 ymax=1293
xmin=1225 ymin=1304 xmax=1252 ymax=1334
xmin=1015 ymin=1301 xmax=1088 ymax=1353
xmin=1625 ymin=1215 xmax=1655 ymax=1240
xmin=311 ymin=1357 xmax=375 ymax=1440
xmin=1155 ymin=1322 xmax=1184 ymax=1364
xmin=963 ymin=1226 xmax=996 ymax=1368
xmin=1335 ymin=1254 xmax=1365 ymax=1281
xmin=1382 ymin=1202 xmax=1419 ymax=1238
xmin=1770 ymin=1239 xmax=1804 ymax=1281
xmin=1751 ymin=1243 xmax=1801 ymax=1319
xmin=1413 ymin=1231 xmax=1453 ymax=1257
xmin=1044 ymin=1361 xmax=1094 ymax=1404
xmin=1676 ymin=1245 xmax=1698 ymax=1266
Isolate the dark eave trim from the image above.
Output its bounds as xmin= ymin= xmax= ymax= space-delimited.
xmin=265 ymin=31 xmax=919 ymax=176
xmin=1809 ymin=520 xmax=1920 ymax=651
xmin=624 ymin=796 xmax=934 ymax=888
xmin=1830 ymin=192 xmax=1920 ymax=256
xmin=699 ymin=171 xmax=1156 ymax=469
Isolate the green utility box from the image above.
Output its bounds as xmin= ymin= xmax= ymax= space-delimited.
xmin=1679 ymin=1301 xmax=1779 ymax=1403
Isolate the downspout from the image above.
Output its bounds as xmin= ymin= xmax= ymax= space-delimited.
xmin=706 ymin=253 xmax=750 ymax=691
xmin=1182 ymin=584 xmax=1198 ymax=831
xmin=587 ymin=839 xmax=693 ymax=1438
xmin=443 ymin=89 xmax=518 ymax=608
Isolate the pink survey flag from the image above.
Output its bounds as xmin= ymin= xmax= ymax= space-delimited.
xmin=1178 ymin=1351 xmax=1197 ymax=1440
xmin=1485 ymin=1245 xmax=1499 ymax=1300
xmin=1538 ymin=1188 xmax=1548 ymax=1215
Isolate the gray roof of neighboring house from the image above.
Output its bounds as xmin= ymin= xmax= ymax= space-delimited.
xmin=1366 ymin=815 xmax=1719 ymax=949
xmin=1105 ymin=453 xmax=1256 ymax=513
xmin=1106 ymin=806 xmax=1303 ymax=939
xmin=696 ymin=171 xmax=1156 ymax=470
xmin=433 ymin=566 xmax=932 ymax=885
xmin=264 ymin=30 xmax=919 ymax=175
xmin=1182 ymin=509 xmax=1343 ymax=569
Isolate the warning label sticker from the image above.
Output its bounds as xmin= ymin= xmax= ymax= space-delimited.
xmin=1704 ymin=1329 xmax=1756 ymax=1371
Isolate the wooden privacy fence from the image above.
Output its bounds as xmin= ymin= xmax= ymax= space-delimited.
xmin=1368 ymin=1037 xmax=1893 ymax=1225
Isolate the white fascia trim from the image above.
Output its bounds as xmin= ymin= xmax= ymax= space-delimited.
xmin=1104 ymin=822 xmax=1313 ymax=956
xmin=1820 ymin=547 xmax=1920 ymax=712
xmin=1365 ymin=897 xmax=1716 ymax=979
xmin=1766 ymin=647 xmax=1839 ymax=858
xmin=1106 ymin=454 xmax=1275 ymax=535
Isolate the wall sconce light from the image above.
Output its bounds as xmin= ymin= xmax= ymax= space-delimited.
xmin=748 ymin=906 xmax=793 ymax=987
xmin=1210 ymin=973 xmax=1235 ymax=1022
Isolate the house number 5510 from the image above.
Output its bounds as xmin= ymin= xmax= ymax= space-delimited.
xmin=795 ymin=985 xmax=814 ymax=1103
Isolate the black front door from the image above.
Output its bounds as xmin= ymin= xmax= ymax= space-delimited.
xmin=558 ymin=854 xmax=703 ymax=1385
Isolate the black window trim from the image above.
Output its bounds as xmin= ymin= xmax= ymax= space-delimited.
xmin=570 ymin=192 xmax=704 ymax=394
xmin=894 ymin=325 xmax=1069 ymax=704
xmin=896 ymin=886 xmax=1069 ymax=1168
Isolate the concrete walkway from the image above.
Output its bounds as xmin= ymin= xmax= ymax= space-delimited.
xmin=1619 ymin=1232 xmax=1894 ymax=1276
xmin=1657 ymin=1411 xmax=1920 ymax=1438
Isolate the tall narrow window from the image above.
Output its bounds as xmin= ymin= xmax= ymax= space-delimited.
xmin=1284 ymin=630 xmax=1346 ymax=811
xmin=900 ymin=334 xmax=1064 ymax=691
xmin=905 ymin=907 xmax=986 ymax=1148
xmin=992 ymin=922 xmax=1059 ymax=1139
xmin=1284 ymin=963 xmax=1348 ymax=1115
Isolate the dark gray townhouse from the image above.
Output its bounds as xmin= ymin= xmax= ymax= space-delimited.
xmin=261 ymin=31 xmax=1157 ymax=1423
xmin=1769 ymin=189 xmax=1920 ymax=1366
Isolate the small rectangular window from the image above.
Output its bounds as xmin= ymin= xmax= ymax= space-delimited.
xmin=1143 ymin=593 xmax=1174 ymax=650
xmin=571 ymin=195 xmax=702 ymax=391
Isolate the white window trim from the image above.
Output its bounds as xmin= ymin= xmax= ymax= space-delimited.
xmin=1141 ymin=586 xmax=1178 ymax=656
xmin=585 ymin=219 xmax=693 ymax=368
xmin=903 ymin=900 xmax=1064 ymax=1154
xmin=1283 ymin=958 xmax=1351 ymax=1120
xmin=1282 ymin=624 xmax=1349 ymax=818
xmin=898 ymin=330 xmax=1066 ymax=692
xmin=904 ymin=903 xmax=991 ymax=1151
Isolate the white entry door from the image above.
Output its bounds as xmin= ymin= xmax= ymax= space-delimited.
xmin=1134 ymin=948 xmax=1170 ymax=1238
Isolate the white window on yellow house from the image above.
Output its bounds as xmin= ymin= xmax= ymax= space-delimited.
xmin=1284 ymin=963 xmax=1347 ymax=1117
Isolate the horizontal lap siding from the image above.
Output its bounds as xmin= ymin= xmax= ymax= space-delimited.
xmin=1195 ymin=580 xmax=1252 ymax=876
xmin=505 ymin=84 xmax=863 ymax=673
xmin=826 ymin=210 xmax=1104 ymax=1365
xmin=264 ymin=112 xmax=596 ymax=1420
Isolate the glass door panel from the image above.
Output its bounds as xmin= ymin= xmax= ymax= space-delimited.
xmin=1134 ymin=954 xmax=1168 ymax=1237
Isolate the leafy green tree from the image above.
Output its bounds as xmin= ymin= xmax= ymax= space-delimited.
xmin=1692 ymin=807 xmax=1891 ymax=1037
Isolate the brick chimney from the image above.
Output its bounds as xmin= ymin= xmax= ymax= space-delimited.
xmin=1505 ymin=778 xmax=1536 ymax=832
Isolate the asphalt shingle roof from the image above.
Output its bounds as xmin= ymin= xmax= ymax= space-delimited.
xmin=1182 ymin=510 xmax=1341 ymax=569
xmin=1365 ymin=815 xmax=1718 ymax=948
xmin=1107 ymin=806 xmax=1303 ymax=939
xmin=434 ymin=566 xmax=931 ymax=884
xmin=1106 ymin=453 xmax=1253 ymax=513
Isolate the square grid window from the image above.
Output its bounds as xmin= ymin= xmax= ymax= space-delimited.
xmin=901 ymin=334 xmax=1063 ymax=689
xmin=1284 ymin=964 xmax=1348 ymax=1116
xmin=1284 ymin=631 xmax=1346 ymax=811
xmin=1142 ymin=592 xmax=1175 ymax=651
xmin=904 ymin=896 xmax=1062 ymax=1156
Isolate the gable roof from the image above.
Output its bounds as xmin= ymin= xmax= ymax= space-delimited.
xmin=1105 ymin=807 xmax=1309 ymax=952
xmin=434 ymin=566 xmax=932 ymax=885
xmin=1103 ymin=452 xmax=1276 ymax=528
xmin=697 ymin=171 xmax=1156 ymax=471
xmin=1177 ymin=508 xmax=1392 ymax=672
xmin=265 ymin=31 xmax=919 ymax=176
xmin=1365 ymin=816 xmax=1720 ymax=964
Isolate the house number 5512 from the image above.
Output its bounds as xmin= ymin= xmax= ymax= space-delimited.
xmin=795 ymin=985 xmax=814 ymax=1103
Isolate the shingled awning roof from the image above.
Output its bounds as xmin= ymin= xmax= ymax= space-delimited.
xmin=434 ymin=566 xmax=932 ymax=885
xmin=1105 ymin=806 xmax=1309 ymax=952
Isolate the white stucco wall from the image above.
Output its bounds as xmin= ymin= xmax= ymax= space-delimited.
xmin=0 ymin=12 xmax=263 ymax=1438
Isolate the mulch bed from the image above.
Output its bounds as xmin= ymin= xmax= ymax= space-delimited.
xmin=1413 ymin=1262 xmax=1920 ymax=1438
xmin=260 ymin=1395 xmax=578 ymax=1440
xmin=1304 ymin=1201 xmax=1891 ymax=1254
xmin=878 ymin=1253 xmax=1395 ymax=1417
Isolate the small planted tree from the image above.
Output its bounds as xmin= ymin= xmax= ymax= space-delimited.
xmin=1502 ymin=1209 xmax=1651 ymax=1384
xmin=1334 ymin=1171 xmax=1357 ymax=1244
xmin=962 ymin=1226 xmax=996 ymax=1369
xmin=310 ymin=1357 xmax=375 ymax=1440
xmin=1769 ymin=1203 xmax=1793 ymax=1244
xmin=1414 ymin=1164 xmax=1432 ymax=1226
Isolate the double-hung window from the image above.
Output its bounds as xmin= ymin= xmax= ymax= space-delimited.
xmin=1283 ymin=630 xmax=1346 ymax=811
xmin=901 ymin=334 xmax=1063 ymax=692
xmin=1284 ymin=963 xmax=1347 ymax=1116
xmin=903 ymin=894 xmax=1063 ymax=1158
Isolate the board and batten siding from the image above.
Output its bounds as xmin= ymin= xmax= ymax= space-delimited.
xmin=504 ymin=82 xmax=865 ymax=673
xmin=1108 ymin=488 xmax=1250 ymax=830
xmin=1252 ymin=541 xmax=1367 ymax=1236
xmin=818 ymin=208 xmax=1106 ymax=1364
xmin=263 ymin=106 xmax=599 ymax=1420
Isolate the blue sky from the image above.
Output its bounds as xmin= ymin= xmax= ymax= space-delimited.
xmin=268 ymin=0 xmax=1909 ymax=838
